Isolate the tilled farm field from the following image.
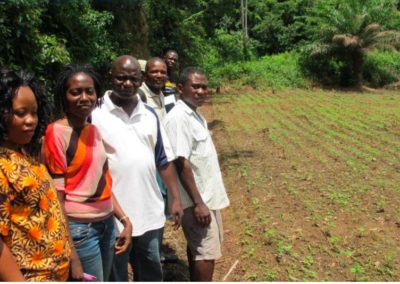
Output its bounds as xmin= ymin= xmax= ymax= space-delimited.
xmin=162 ymin=88 xmax=400 ymax=281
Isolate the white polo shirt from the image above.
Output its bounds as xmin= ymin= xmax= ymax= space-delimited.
xmin=92 ymin=91 xmax=173 ymax=236
xmin=164 ymin=100 xmax=230 ymax=210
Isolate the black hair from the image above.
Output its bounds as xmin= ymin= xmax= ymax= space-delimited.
xmin=163 ymin=49 xmax=178 ymax=57
xmin=178 ymin=66 xmax=206 ymax=85
xmin=53 ymin=64 xmax=104 ymax=120
xmin=144 ymin=57 xmax=166 ymax=74
xmin=0 ymin=68 xmax=49 ymax=156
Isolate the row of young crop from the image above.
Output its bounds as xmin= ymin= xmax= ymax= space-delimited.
xmin=211 ymin=89 xmax=400 ymax=281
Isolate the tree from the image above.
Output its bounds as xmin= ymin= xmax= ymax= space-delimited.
xmin=249 ymin=0 xmax=314 ymax=55
xmin=93 ymin=0 xmax=149 ymax=60
xmin=0 ymin=0 xmax=119 ymax=92
xmin=241 ymin=0 xmax=249 ymax=59
xmin=306 ymin=0 xmax=400 ymax=88
xmin=43 ymin=0 xmax=118 ymax=75
xmin=0 ymin=0 xmax=70 ymax=78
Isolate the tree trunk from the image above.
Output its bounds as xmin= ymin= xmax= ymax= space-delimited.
xmin=241 ymin=0 xmax=249 ymax=60
xmin=353 ymin=50 xmax=363 ymax=90
xmin=94 ymin=1 xmax=149 ymax=59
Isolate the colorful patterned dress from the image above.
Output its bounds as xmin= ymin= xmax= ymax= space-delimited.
xmin=0 ymin=147 xmax=71 ymax=281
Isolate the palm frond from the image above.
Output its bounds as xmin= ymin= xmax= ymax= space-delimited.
xmin=332 ymin=34 xmax=360 ymax=49
xmin=308 ymin=43 xmax=332 ymax=57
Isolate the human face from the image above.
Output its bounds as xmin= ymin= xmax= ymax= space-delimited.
xmin=65 ymin=72 xmax=97 ymax=124
xmin=145 ymin=61 xmax=167 ymax=93
xmin=179 ymin=73 xmax=208 ymax=110
xmin=112 ymin=59 xmax=142 ymax=100
xmin=5 ymin=86 xmax=38 ymax=149
xmin=164 ymin=52 xmax=178 ymax=69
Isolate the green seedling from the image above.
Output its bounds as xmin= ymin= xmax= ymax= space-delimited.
xmin=350 ymin=264 xmax=365 ymax=275
xmin=328 ymin=235 xmax=341 ymax=244
xmin=277 ymin=240 xmax=292 ymax=257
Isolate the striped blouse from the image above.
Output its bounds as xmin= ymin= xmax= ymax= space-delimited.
xmin=42 ymin=123 xmax=113 ymax=220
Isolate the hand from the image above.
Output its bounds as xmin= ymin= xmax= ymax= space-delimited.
xmin=69 ymin=248 xmax=84 ymax=281
xmin=193 ymin=203 xmax=211 ymax=227
xmin=170 ymin=199 xmax=183 ymax=229
xmin=115 ymin=219 xmax=132 ymax=255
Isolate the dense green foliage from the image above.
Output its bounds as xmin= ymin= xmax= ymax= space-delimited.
xmin=0 ymin=0 xmax=120 ymax=90
xmin=0 ymin=0 xmax=399 ymax=90
xmin=210 ymin=52 xmax=307 ymax=89
xmin=300 ymin=0 xmax=400 ymax=87
xmin=364 ymin=50 xmax=400 ymax=87
xmin=249 ymin=0 xmax=314 ymax=54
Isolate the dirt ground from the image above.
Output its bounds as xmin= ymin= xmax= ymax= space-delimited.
xmin=161 ymin=88 xmax=400 ymax=281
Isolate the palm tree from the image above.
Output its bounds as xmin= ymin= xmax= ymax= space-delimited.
xmin=309 ymin=0 xmax=400 ymax=88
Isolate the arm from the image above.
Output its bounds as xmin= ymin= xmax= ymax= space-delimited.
xmin=112 ymin=193 xmax=132 ymax=254
xmin=174 ymin=157 xmax=211 ymax=227
xmin=0 ymin=238 xmax=25 ymax=281
xmin=55 ymin=185 xmax=84 ymax=281
xmin=43 ymin=130 xmax=84 ymax=279
xmin=158 ymin=162 xmax=183 ymax=228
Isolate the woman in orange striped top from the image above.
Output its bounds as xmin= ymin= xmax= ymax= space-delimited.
xmin=42 ymin=65 xmax=132 ymax=281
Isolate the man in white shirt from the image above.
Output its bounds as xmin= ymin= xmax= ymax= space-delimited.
xmin=164 ymin=67 xmax=230 ymax=281
xmin=91 ymin=55 xmax=183 ymax=281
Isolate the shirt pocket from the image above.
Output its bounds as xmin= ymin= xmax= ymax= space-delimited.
xmin=192 ymin=129 xmax=208 ymax=157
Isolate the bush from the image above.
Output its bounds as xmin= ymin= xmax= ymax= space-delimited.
xmin=197 ymin=29 xmax=257 ymax=88
xmin=298 ymin=44 xmax=356 ymax=87
xmin=363 ymin=50 xmax=400 ymax=87
xmin=299 ymin=45 xmax=400 ymax=88
xmin=210 ymin=52 xmax=306 ymax=89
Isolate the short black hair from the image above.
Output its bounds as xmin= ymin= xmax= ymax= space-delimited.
xmin=0 ymin=68 xmax=49 ymax=156
xmin=178 ymin=66 xmax=206 ymax=85
xmin=164 ymin=49 xmax=178 ymax=57
xmin=145 ymin=57 xmax=166 ymax=74
xmin=54 ymin=64 xmax=103 ymax=120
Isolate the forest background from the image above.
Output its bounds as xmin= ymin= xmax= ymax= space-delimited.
xmin=1 ymin=0 xmax=399 ymax=93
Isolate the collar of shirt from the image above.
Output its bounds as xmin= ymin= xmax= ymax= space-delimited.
xmin=103 ymin=90 xmax=144 ymax=120
xmin=177 ymin=100 xmax=206 ymax=128
xmin=142 ymin=82 xmax=162 ymax=98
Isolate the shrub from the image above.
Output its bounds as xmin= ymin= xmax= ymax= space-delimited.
xmin=363 ymin=50 xmax=400 ymax=87
xmin=300 ymin=45 xmax=400 ymax=88
xmin=298 ymin=44 xmax=356 ymax=87
xmin=210 ymin=52 xmax=306 ymax=89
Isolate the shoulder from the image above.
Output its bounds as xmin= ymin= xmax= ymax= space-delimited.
xmin=138 ymin=88 xmax=147 ymax=103
xmin=166 ymin=102 xmax=189 ymax=122
xmin=168 ymin=101 xmax=185 ymax=116
xmin=165 ymin=105 xmax=191 ymax=133
xmin=0 ymin=147 xmax=12 ymax=162
xmin=92 ymin=91 xmax=113 ymax=115
xmin=92 ymin=104 xmax=108 ymax=116
xmin=143 ymin=104 xmax=159 ymax=120
xmin=44 ymin=122 xmax=69 ymax=140
xmin=91 ymin=104 xmax=112 ymax=125
xmin=85 ymin=123 xmax=100 ymax=134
